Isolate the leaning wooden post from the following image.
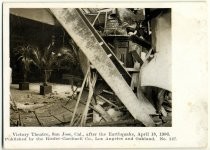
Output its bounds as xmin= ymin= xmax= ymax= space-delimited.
xmin=70 ymin=68 xmax=90 ymax=126
xmin=80 ymin=72 xmax=97 ymax=126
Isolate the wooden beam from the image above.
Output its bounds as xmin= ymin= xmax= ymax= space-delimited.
xmin=80 ymin=72 xmax=97 ymax=126
xmin=131 ymin=50 xmax=144 ymax=65
xmin=92 ymin=12 xmax=101 ymax=26
xmin=97 ymin=95 xmax=119 ymax=110
xmin=92 ymin=104 xmax=113 ymax=122
xmin=126 ymin=68 xmax=140 ymax=73
xmin=70 ymin=69 xmax=90 ymax=126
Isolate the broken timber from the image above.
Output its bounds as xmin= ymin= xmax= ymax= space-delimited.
xmin=50 ymin=8 xmax=156 ymax=126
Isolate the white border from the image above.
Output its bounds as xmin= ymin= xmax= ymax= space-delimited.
xmin=3 ymin=2 xmax=208 ymax=149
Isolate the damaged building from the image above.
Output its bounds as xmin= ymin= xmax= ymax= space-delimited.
xmin=10 ymin=8 xmax=172 ymax=127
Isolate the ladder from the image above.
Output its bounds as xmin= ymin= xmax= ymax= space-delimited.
xmin=77 ymin=9 xmax=131 ymax=84
xmin=50 ymin=8 xmax=156 ymax=126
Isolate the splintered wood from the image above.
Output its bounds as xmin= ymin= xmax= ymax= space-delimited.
xmin=70 ymin=68 xmax=90 ymax=126
xmin=80 ymin=72 xmax=97 ymax=126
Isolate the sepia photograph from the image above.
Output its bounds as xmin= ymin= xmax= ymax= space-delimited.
xmin=2 ymin=1 xmax=208 ymax=149
xmin=9 ymin=8 xmax=172 ymax=127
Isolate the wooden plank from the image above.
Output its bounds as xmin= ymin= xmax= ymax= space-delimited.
xmin=50 ymin=8 xmax=156 ymax=126
xmin=70 ymin=69 xmax=90 ymax=126
xmin=80 ymin=73 xmax=97 ymax=126
xmin=126 ymin=68 xmax=140 ymax=73
xmin=92 ymin=104 xmax=113 ymax=122
xmin=92 ymin=12 xmax=101 ymax=26
xmin=130 ymin=35 xmax=151 ymax=49
xmin=73 ymin=91 xmax=113 ymax=123
xmin=97 ymin=95 xmax=119 ymax=110
xmin=131 ymin=50 xmax=144 ymax=65
xmin=85 ymin=13 xmax=106 ymax=25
